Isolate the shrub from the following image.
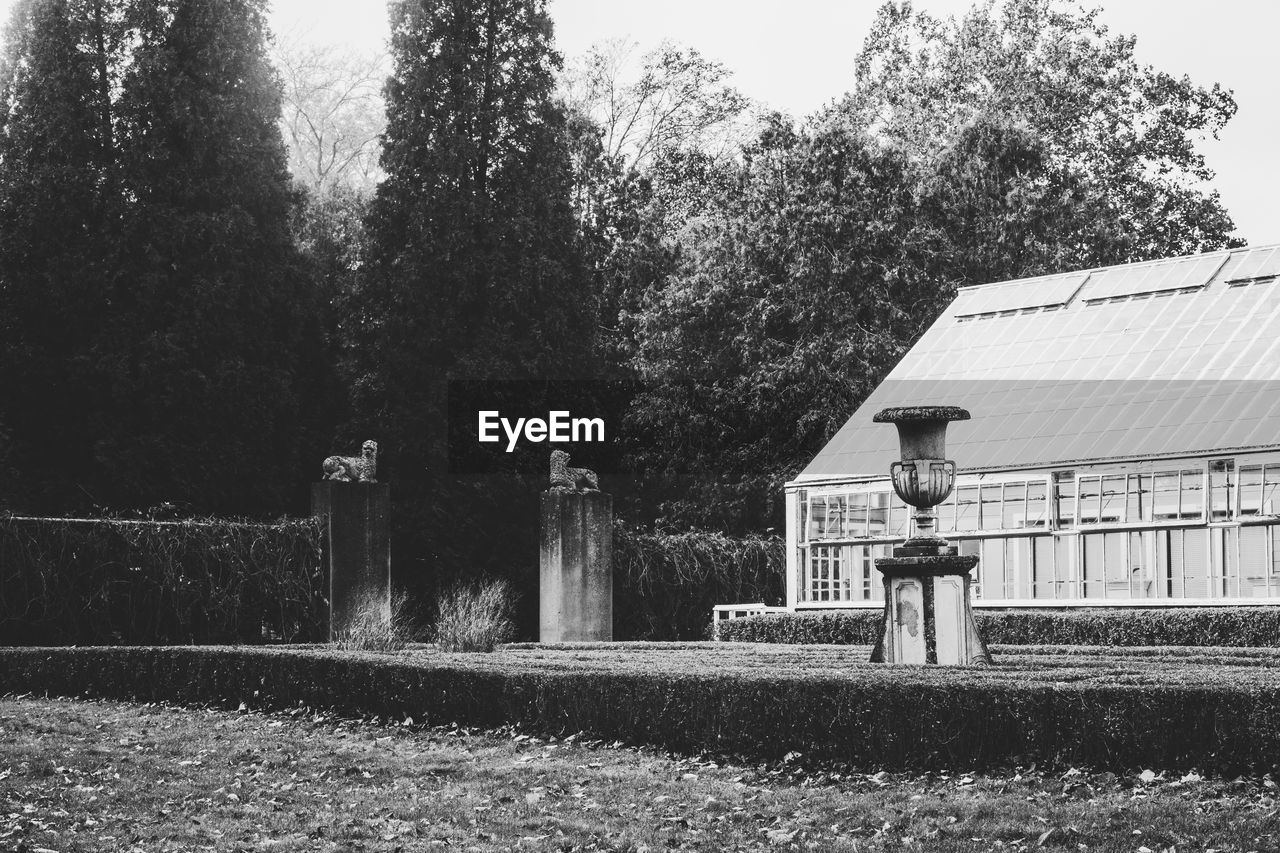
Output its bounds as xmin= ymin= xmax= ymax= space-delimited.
xmin=5 ymin=644 xmax=1280 ymax=772
xmin=717 ymin=609 xmax=883 ymax=644
xmin=614 ymin=525 xmax=784 ymax=640
xmin=432 ymin=579 xmax=515 ymax=652
xmin=333 ymin=590 xmax=419 ymax=653
xmin=0 ymin=516 xmax=324 ymax=645
xmin=716 ymin=606 xmax=1280 ymax=647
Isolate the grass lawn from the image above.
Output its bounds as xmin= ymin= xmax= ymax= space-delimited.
xmin=3 ymin=695 xmax=1280 ymax=852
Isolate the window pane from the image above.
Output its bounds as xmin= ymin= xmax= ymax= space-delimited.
xmin=1009 ymin=536 xmax=1033 ymax=599
xmin=846 ymin=493 xmax=868 ymax=538
xmin=1003 ymin=482 xmax=1026 ymax=529
xmin=1265 ymin=466 xmax=1280 ymax=515
xmin=1025 ymin=482 xmax=1048 ymax=528
xmin=1082 ymin=533 xmax=1104 ymax=597
xmin=1210 ymin=460 xmax=1234 ymax=521
xmin=1054 ymin=535 xmax=1078 ymax=598
xmin=1180 ymin=470 xmax=1205 ymax=521
xmin=1153 ymin=472 xmax=1180 ymax=520
xmin=888 ymin=491 xmax=911 ymax=537
xmin=1054 ymin=472 xmax=1076 ymax=528
xmin=808 ymin=495 xmax=825 ymax=540
xmin=809 ymin=545 xmax=846 ymax=601
xmin=1078 ymin=477 xmax=1101 ymax=524
xmin=981 ymin=538 xmax=1007 ymax=598
xmin=857 ymin=545 xmax=874 ymax=600
xmin=1239 ymin=466 xmax=1263 ymax=516
xmin=1127 ymin=474 xmax=1152 ymax=523
xmin=937 ymin=489 xmax=957 ymax=533
xmin=957 ymin=539 xmax=980 ymax=596
xmin=1103 ymin=531 xmax=1128 ymax=597
xmin=1259 ymin=466 xmax=1280 ymax=512
xmin=1179 ymin=528 xmax=1210 ymax=598
xmin=1100 ymin=475 xmax=1125 ymax=523
xmin=1032 ymin=535 xmax=1055 ymax=598
xmin=867 ymin=492 xmax=891 ymax=537
xmin=955 ymin=485 xmax=979 ymax=532
xmin=1239 ymin=526 xmax=1269 ymax=598
xmin=1128 ymin=531 xmax=1153 ymax=598
xmin=980 ymin=484 xmax=1002 ymax=530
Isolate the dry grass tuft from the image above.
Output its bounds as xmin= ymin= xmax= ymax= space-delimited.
xmin=432 ymin=578 xmax=515 ymax=652
xmin=333 ymin=588 xmax=419 ymax=652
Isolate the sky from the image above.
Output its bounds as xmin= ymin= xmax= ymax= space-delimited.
xmin=0 ymin=0 xmax=1276 ymax=244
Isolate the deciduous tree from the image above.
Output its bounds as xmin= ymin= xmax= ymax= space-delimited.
xmin=841 ymin=0 xmax=1240 ymax=264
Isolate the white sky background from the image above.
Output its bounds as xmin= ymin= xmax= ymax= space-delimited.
xmin=0 ymin=0 xmax=1275 ymax=244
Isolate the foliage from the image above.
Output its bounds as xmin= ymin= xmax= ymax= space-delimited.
xmin=717 ymin=606 xmax=1280 ymax=647
xmin=920 ymin=112 xmax=1133 ymax=284
xmin=0 ymin=0 xmax=120 ymax=511
xmin=624 ymin=116 xmax=940 ymax=530
xmin=17 ymin=698 xmax=1280 ymax=852
xmin=0 ymin=0 xmax=324 ymax=516
xmin=613 ymin=525 xmax=783 ymax=639
xmin=345 ymin=0 xmax=602 ymax=605
xmin=716 ymin=610 xmax=883 ymax=645
xmin=11 ymin=643 xmax=1280 ymax=772
xmin=333 ymin=589 xmax=419 ymax=653
xmin=432 ymin=578 xmax=516 ymax=652
xmin=0 ymin=516 xmax=324 ymax=645
xmin=841 ymin=0 xmax=1241 ymax=264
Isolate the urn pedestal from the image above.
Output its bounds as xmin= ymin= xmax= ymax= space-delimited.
xmin=540 ymin=490 xmax=612 ymax=643
xmin=871 ymin=405 xmax=992 ymax=666
xmin=870 ymin=554 xmax=991 ymax=665
xmin=312 ymin=481 xmax=391 ymax=642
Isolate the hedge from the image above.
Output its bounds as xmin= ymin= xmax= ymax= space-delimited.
xmin=0 ymin=516 xmax=324 ymax=645
xmin=6 ymin=644 xmax=1280 ymax=773
xmin=613 ymin=526 xmax=784 ymax=639
xmin=717 ymin=606 xmax=1280 ymax=647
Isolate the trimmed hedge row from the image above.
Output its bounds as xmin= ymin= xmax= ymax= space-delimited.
xmin=0 ymin=516 xmax=324 ymax=645
xmin=717 ymin=606 xmax=1280 ymax=647
xmin=5 ymin=644 xmax=1280 ymax=772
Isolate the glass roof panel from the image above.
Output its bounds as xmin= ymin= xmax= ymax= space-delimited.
xmin=1221 ymin=245 xmax=1280 ymax=282
xmin=952 ymin=271 xmax=1089 ymax=316
xmin=1080 ymin=252 xmax=1227 ymax=302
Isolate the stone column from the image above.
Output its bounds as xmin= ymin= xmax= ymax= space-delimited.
xmin=540 ymin=490 xmax=612 ymax=642
xmin=312 ymin=482 xmax=391 ymax=642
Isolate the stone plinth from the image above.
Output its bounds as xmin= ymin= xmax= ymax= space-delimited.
xmin=312 ymin=481 xmax=391 ymax=642
xmin=540 ymin=490 xmax=612 ymax=643
xmin=870 ymin=554 xmax=991 ymax=665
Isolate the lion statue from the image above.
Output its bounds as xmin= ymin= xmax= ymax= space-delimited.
xmin=549 ymin=449 xmax=598 ymax=492
xmin=323 ymin=440 xmax=378 ymax=483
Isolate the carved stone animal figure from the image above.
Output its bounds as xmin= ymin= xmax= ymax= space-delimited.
xmin=549 ymin=449 xmax=598 ymax=492
xmin=323 ymin=440 xmax=378 ymax=483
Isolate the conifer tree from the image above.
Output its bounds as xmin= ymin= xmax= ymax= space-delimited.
xmin=94 ymin=0 xmax=318 ymax=512
xmin=0 ymin=0 xmax=119 ymax=509
xmin=348 ymin=0 xmax=599 ymax=596
xmin=0 ymin=0 xmax=320 ymax=513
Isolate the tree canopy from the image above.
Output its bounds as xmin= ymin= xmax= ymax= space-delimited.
xmin=0 ymin=0 xmax=320 ymax=514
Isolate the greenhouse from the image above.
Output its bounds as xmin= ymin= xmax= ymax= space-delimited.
xmin=773 ymin=243 xmax=1280 ymax=613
